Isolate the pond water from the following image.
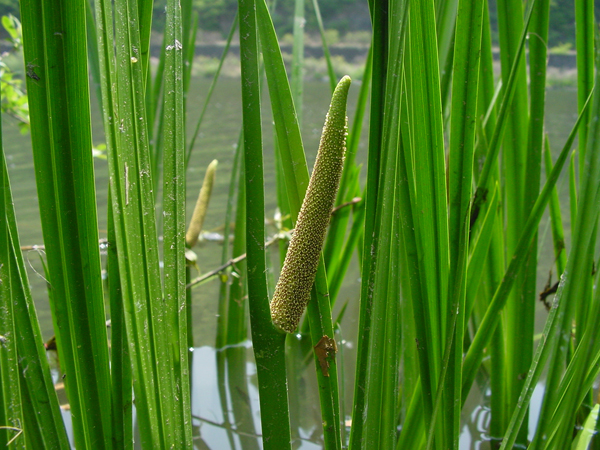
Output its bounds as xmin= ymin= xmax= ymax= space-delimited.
xmin=4 ymin=77 xmax=580 ymax=449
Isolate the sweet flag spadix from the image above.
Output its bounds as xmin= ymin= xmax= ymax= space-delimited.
xmin=270 ymin=75 xmax=351 ymax=333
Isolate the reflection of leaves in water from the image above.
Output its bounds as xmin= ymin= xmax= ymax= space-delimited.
xmin=234 ymin=385 xmax=251 ymax=407
xmin=192 ymin=414 xmax=262 ymax=439
xmin=193 ymin=434 xmax=212 ymax=450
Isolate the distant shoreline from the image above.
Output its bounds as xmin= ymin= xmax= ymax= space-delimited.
xmin=166 ymin=44 xmax=578 ymax=86
xmin=156 ymin=42 xmax=579 ymax=70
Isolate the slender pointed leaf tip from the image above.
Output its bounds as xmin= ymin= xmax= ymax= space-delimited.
xmin=270 ymin=75 xmax=351 ymax=333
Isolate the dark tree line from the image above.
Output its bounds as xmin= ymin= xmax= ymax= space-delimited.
xmin=187 ymin=0 xmax=598 ymax=48
xmin=0 ymin=0 xmax=597 ymax=48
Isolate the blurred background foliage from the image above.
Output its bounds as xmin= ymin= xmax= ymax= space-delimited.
xmin=0 ymin=0 xmax=596 ymax=48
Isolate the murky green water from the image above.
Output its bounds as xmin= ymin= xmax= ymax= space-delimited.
xmin=4 ymin=78 xmax=579 ymax=449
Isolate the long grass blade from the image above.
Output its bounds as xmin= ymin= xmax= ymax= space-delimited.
xmin=255 ymin=3 xmax=342 ymax=447
xmin=544 ymin=140 xmax=567 ymax=276
xmin=348 ymin=1 xmax=388 ymax=445
xmin=440 ymin=0 xmax=484 ymax=443
xmin=95 ymin=0 xmax=190 ymax=445
xmin=162 ymin=0 xmax=192 ymax=443
xmin=323 ymin=47 xmax=371 ymax=289
xmin=575 ymin=0 xmax=594 ymax=178
xmin=19 ymin=0 xmax=112 ymax=446
xmin=106 ymin=199 xmax=133 ymax=450
xmin=1 ymin=122 xmax=69 ymax=450
xmin=461 ymin=90 xmax=593 ymax=403
xmin=527 ymin=40 xmax=600 ymax=449
xmin=403 ymin=0 xmax=451 ymax=446
xmin=465 ymin=184 xmax=499 ymax=321
xmin=435 ymin=0 xmax=458 ymax=111
xmin=473 ymin=0 xmax=536 ymax=199
xmin=311 ymin=0 xmax=337 ymax=92
xmin=238 ymin=0 xmax=292 ymax=446
xmin=572 ymin=404 xmax=599 ymax=450
xmin=256 ymin=0 xmax=307 ymax=214
xmin=355 ymin=1 xmax=407 ymax=447
xmin=0 ymin=139 xmax=24 ymax=450
xmin=291 ymin=0 xmax=304 ymax=122
xmin=226 ymin=139 xmax=249 ymax=345
xmin=186 ymin=12 xmax=239 ymax=166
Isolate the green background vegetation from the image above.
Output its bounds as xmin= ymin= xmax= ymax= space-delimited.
xmin=0 ymin=0 xmax=598 ymax=48
xmin=3 ymin=0 xmax=600 ymax=448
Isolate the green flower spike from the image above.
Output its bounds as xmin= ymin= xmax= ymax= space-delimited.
xmin=270 ymin=75 xmax=351 ymax=333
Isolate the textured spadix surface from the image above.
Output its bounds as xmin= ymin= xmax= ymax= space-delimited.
xmin=270 ymin=75 xmax=351 ymax=333
xmin=186 ymin=159 xmax=218 ymax=248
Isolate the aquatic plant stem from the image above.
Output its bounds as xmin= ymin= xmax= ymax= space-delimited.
xmin=238 ymin=0 xmax=292 ymax=447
